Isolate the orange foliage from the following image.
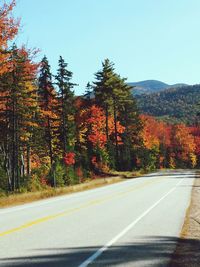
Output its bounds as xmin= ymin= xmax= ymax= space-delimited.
xmin=189 ymin=126 xmax=200 ymax=156
xmin=171 ymin=124 xmax=196 ymax=154
xmin=140 ymin=115 xmax=198 ymax=167
xmin=140 ymin=115 xmax=171 ymax=149
xmin=0 ymin=0 xmax=20 ymax=75
xmin=77 ymin=104 xmax=125 ymax=149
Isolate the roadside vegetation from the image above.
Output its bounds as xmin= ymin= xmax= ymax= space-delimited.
xmin=170 ymin=173 xmax=200 ymax=266
xmin=0 ymin=1 xmax=200 ymax=201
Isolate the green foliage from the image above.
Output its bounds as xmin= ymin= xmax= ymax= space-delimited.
xmin=38 ymin=55 xmax=60 ymax=166
xmin=18 ymin=174 xmax=46 ymax=193
xmin=136 ymin=85 xmax=200 ymax=125
xmin=94 ymin=59 xmax=143 ymax=171
xmin=49 ymin=160 xmax=66 ymax=187
xmin=65 ymin=166 xmax=78 ymax=185
xmin=26 ymin=176 xmax=45 ymax=192
xmin=106 ymin=141 xmax=116 ymax=169
xmin=22 ymin=165 xmax=50 ymax=192
xmin=0 ymin=43 xmax=199 ymax=197
xmin=139 ymin=146 xmax=159 ymax=171
xmin=0 ymin=166 xmax=8 ymax=192
xmin=55 ymin=56 xmax=76 ymax=154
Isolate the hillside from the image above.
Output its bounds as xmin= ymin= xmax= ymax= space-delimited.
xmin=136 ymin=84 xmax=200 ymax=124
xmin=128 ymin=80 xmax=188 ymax=95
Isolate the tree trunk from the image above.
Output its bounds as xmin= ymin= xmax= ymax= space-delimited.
xmin=62 ymin=104 xmax=67 ymax=154
xmin=11 ymin=99 xmax=16 ymax=191
xmin=47 ymin=117 xmax=53 ymax=165
xmin=113 ymin=100 xmax=119 ymax=169
xmin=105 ymin=105 xmax=109 ymax=142
xmin=27 ymin=144 xmax=31 ymax=175
xmin=15 ymin=111 xmax=20 ymax=189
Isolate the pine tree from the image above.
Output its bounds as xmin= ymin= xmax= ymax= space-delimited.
xmin=55 ymin=56 xmax=76 ymax=155
xmin=84 ymin=82 xmax=93 ymax=102
xmin=94 ymin=59 xmax=143 ymax=170
xmin=119 ymin=93 xmax=143 ymax=170
xmin=94 ymin=59 xmax=116 ymax=141
xmin=38 ymin=56 xmax=59 ymax=166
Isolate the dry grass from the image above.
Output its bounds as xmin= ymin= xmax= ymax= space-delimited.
xmin=0 ymin=169 xmax=150 ymax=208
xmin=181 ymin=176 xmax=200 ymax=239
xmin=109 ymin=170 xmax=144 ymax=178
xmin=170 ymin=172 xmax=200 ymax=266
xmin=0 ymin=176 xmax=124 ymax=208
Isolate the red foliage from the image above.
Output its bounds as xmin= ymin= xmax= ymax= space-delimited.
xmin=76 ymin=167 xmax=83 ymax=178
xmin=87 ymin=105 xmax=108 ymax=148
xmin=76 ymin=104 xmax=125 ymax=149
xmin=91 ymin=156 xmax=97 ymax=166
xmin=64 ymin=152 xmax=75 ymax=166
xmin=40 ymin=177 xmax=48 ymax=185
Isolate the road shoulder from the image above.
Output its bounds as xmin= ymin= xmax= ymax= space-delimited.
xmin=170 ymin=172 xmax=200 ymax=266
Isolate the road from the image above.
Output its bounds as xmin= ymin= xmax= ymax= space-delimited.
xmin=0 ymin=170 xmax=196 ymax=266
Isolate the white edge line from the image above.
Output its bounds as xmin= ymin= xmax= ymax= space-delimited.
xmin=78 ymin=178 xmax=185 ymax=267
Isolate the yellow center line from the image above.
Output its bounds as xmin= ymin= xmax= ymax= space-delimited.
xmin=0 ymin=176 xmax=165 ymax=238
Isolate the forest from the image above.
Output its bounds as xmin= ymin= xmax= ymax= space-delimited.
xmin=0 ymin=1 xmax=200 ymax=195
xmin=136 ymin=84 xmax=200 ymax=124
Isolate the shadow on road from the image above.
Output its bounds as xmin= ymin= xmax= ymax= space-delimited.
xmin=1 ymin=236 xmax=200 ymax=267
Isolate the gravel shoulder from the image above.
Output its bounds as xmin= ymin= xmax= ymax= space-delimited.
xmin=170 ymin=172 xmax=200 ymax=266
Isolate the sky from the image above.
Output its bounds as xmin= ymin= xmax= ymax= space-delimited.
xmin=13 ymin=0 xmax=200 ymax=95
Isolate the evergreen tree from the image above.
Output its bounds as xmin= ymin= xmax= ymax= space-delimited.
xmin=84 ymin=82 xmax=93 ymax=102
xmin=94 ymin=59 xmax=143 ymax=170
xmin=55 ymin=56 xmax=76 ymax=155
xmin=119 ymin=94 xmax=143 ymax=170
xmin=94 ymin=59 xmax=115 ymax=141
xmin=109 ymin=74 xmax=131 ymax=168
xmin=38 ymin=56 xmax=59 ymax=166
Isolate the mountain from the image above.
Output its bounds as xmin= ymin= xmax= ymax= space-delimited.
xmin=128 ymin=80 xmax=188 ymax=95
xmin=136 ymin=84 xmax=200 ymax=124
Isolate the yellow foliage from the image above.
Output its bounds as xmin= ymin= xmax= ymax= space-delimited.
xmin=190 ymin=153 xmax=197 ymax=168
xmin=169 ymin=157 xmax=176 ymax=169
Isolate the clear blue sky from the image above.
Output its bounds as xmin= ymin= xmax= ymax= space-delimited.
xmin=13 ymin=0 xmax=200 ymax=95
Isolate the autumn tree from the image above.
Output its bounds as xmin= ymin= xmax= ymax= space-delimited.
xmin=0 ymin=45 xmax=39 ymax=191
xmin=0 ymin=0 xmax=19 ymax=75
xmin=75 ymin=100 xmax=125 ymax=173
xmin=170 ymin=124 xmax=196 ymax=168
xmin=140 ymin=115 xmax=169 ymax=170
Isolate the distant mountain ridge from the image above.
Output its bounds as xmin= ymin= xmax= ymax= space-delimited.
xmin=128 ymin=80 xmax=188 ymax=95
xmin=136 ymin=84 xmax=200 ymax=124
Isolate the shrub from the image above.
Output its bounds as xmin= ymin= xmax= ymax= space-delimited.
xmin=0 ymin=165 xmax=8 ymax=192
xmin=51 ymin=160 xmax=66 ymax=187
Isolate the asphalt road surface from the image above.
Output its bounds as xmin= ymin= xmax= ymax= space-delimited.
xmin=0 ymin=170 xmax=196 ymax=266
